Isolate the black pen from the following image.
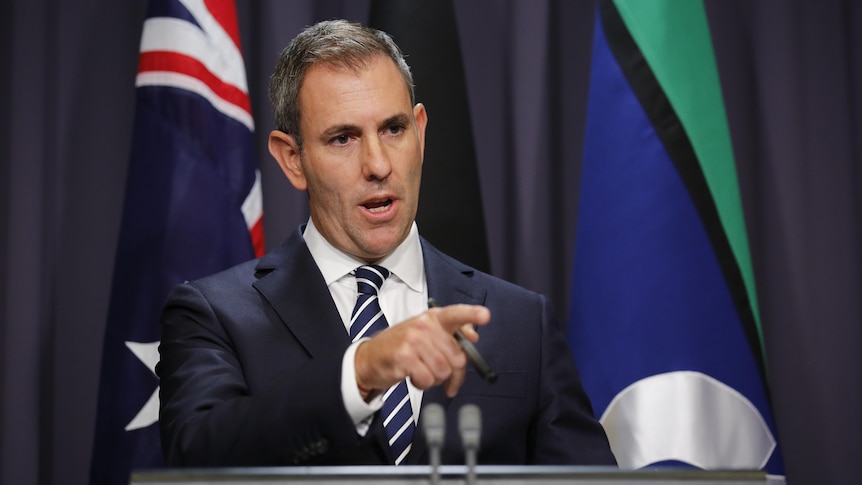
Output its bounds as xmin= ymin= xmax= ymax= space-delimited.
xmin=428 ymin=298 xmax=497 ymax=383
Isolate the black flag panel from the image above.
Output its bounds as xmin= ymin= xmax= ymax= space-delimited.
xmin=369 ymin=0 xmax=491 ymax=273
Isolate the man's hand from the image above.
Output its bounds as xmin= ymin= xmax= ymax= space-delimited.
xmin=354 ymin=304 xmax=490 ymax=399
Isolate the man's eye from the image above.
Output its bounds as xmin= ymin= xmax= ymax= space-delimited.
xmin=386 ymin=125 xmax=404 ymax=135
xmin=333 ymin=135 xmax=350 ymax=145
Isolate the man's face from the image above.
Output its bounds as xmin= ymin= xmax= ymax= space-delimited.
xmin=270 ymin=55 xmax=427 ymax=262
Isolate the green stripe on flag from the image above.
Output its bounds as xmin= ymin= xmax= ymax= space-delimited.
xmin=613 ymin=0 xmax=766 ymax=364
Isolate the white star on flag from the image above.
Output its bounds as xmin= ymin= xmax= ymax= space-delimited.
xmin=124 ymin=341 xmax=160 ymax=431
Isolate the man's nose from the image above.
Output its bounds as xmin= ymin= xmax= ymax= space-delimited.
xmin=361 ymin=136 xmax=393 ymax=181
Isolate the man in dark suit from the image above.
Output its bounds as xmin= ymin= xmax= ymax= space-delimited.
xmin=157 ymin=19 xmax=616 ymax=468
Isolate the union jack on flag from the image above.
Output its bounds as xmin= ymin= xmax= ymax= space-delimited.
xmin=90 ymin=0 xmax=263 ymax=483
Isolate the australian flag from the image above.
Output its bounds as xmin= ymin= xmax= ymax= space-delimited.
xmin=89 ymin=1 xmax=264 ymax=483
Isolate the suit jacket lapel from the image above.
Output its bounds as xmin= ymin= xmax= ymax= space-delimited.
xmin=422 ymin=237 xmax=486 ymax=309
xmin=252 ymin=227 xmax=351 ymax=359
xmin=408 ymin=238 xmax=487 ymax=465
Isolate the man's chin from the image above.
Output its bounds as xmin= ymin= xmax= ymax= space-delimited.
xmin=354 ymin=230 xmax=409 ymax=262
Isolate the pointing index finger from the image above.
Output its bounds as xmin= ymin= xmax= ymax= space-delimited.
xmin=427 ymin=299 xmax=490 ymax=335
xmin=428 ymin=298 xmax=497 ymax=384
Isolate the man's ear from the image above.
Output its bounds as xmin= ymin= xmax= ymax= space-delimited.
xmin=413 ymin=103 xmax=428 ymax=160
xmin=268 ymin=130 xmax=307 ymax=190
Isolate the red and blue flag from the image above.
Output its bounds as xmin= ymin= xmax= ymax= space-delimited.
xmin=90 ymin=1 xmax=263 ymax=483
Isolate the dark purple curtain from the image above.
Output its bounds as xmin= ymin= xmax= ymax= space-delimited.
xmin=1 ymin=0 xmax=859 ymax=484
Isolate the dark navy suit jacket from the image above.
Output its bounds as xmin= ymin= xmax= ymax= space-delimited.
xmin=158 ymin=227 xmax=616 ymax=467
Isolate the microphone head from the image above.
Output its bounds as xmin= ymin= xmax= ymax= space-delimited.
xmin=458 ymin=403 xmax=482 ymax=450
xmin=422 ymin=403 xmax=446 ymax=447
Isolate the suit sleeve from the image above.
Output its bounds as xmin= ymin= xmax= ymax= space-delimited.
xmin=157 ymin=281 xmax=383 ymax=466
xmin=529 ymin=295 xmax=618 ymax=465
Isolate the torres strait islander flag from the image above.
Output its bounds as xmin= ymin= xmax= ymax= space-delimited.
xmin=567 ymin=0 xmax=784 ymax=480
xmin=90 ymin=0 xmax=263 ymax=483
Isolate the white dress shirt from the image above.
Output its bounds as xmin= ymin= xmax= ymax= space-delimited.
xmin=302 ymin=219 xmax=427 ymax=435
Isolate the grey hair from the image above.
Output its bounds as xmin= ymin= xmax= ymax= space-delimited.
xmin=268 ymin=19 xmax=415 ymax=151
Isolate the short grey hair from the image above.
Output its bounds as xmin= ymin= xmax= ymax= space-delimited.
xmin=268 ymin=19 xmax=415 ymax=151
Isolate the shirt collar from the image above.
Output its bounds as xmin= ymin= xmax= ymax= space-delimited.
xmin=303 ymin=218 xmax=425 ymax=292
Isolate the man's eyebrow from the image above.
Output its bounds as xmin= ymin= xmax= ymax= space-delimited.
xmin=382 ymin=113 xmax=411 ymax=127
xmin=320 ymin=124 xmax=359 ymax=139
xmin=318 ymin=114 xmax=412 ymax=140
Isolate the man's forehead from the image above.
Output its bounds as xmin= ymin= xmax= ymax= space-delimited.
xmin=302 ymin=53 xmax=397 ymax=84
xmin=298 ymin=56 xmax=413 ymax=125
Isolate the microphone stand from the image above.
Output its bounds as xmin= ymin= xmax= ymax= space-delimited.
xmin=422 ymin=403 xmax=445 ymax=485
xmin=458 ymin=404 xmax=482 ymax=485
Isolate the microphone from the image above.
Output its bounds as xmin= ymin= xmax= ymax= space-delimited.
xmin=458 ymin=404 xmax=482 ymax=485
xmin=422 ymin=403 xmax=445 ymax=485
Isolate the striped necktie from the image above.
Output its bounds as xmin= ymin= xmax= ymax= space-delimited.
xmin=350 ymin=265 xmax=415 ymax=465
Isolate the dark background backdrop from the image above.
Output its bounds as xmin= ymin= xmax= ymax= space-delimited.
xmin=1 ymin=0 xmax=860 ymax=484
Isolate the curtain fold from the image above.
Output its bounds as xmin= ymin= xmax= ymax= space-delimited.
xmin=1 ymin=0 xmax=859 ymax=483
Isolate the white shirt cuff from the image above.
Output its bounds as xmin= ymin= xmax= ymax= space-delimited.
xmin=341 ymin=339 xmax=384 ymax=436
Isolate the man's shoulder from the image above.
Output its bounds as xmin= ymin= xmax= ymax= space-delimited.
xmin=177 ymin=258 xmax=263 ymax=302
xmin=190 ymin=227 xmax=307 ymax=290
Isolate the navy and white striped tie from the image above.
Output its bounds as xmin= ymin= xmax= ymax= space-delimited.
xmin=350 ymin=265 xmax=415 ymax=465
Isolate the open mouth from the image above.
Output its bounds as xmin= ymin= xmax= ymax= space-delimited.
xmin=363 ymin=198 xmax=392 ymax=213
